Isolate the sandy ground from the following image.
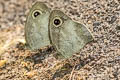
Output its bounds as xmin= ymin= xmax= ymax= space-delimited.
xmin=0 ymin=0 xmax=120 ymax=80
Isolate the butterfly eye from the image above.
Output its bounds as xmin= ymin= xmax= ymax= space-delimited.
xmin=32 ymin=10 xmax=42 ymax=19
xmin=53 ymin=17 xmax=63 ymax=27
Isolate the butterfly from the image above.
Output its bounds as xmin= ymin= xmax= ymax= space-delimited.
xmin=25 ymin=2 xmax=94 ymax=58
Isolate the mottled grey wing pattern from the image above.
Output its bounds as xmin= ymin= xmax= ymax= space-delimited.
xmin=49 ymin=10 xmax=93 ymax=58
xmin=25 ymin=2 xmax=51 ymax=50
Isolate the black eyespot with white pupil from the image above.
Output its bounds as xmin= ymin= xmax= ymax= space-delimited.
xmin=54 ymin=19 xmax=61 ymax=26
xmin=34 ymin=11 xmax=40 ymax=17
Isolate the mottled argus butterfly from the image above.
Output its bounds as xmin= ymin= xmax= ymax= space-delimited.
xmin=25 ymin=2 xmax=93 ymax=58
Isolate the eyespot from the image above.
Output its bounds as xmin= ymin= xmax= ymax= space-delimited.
xmin=53 ymin=17 xmax=63 ymax=27
xmin=32 ymin=10 xmax=42 ymax=19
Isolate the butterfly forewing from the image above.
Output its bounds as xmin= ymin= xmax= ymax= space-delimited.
xmin=25 ymin=2 xmax=51 ymax=50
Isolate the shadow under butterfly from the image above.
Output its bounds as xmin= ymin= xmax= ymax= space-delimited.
xmin=25 ymin=2 xmax=94 ymax=59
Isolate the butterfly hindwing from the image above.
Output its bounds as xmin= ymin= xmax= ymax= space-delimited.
xmin=49 ymin=10 xmax=93 ymax=58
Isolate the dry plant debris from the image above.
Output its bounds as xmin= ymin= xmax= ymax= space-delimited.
xmin=0 ymin=60 xmax=7 ymax=67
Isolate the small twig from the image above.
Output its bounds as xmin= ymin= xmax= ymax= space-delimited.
xmin=69 ymin=64 xmax=75 ymax=80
